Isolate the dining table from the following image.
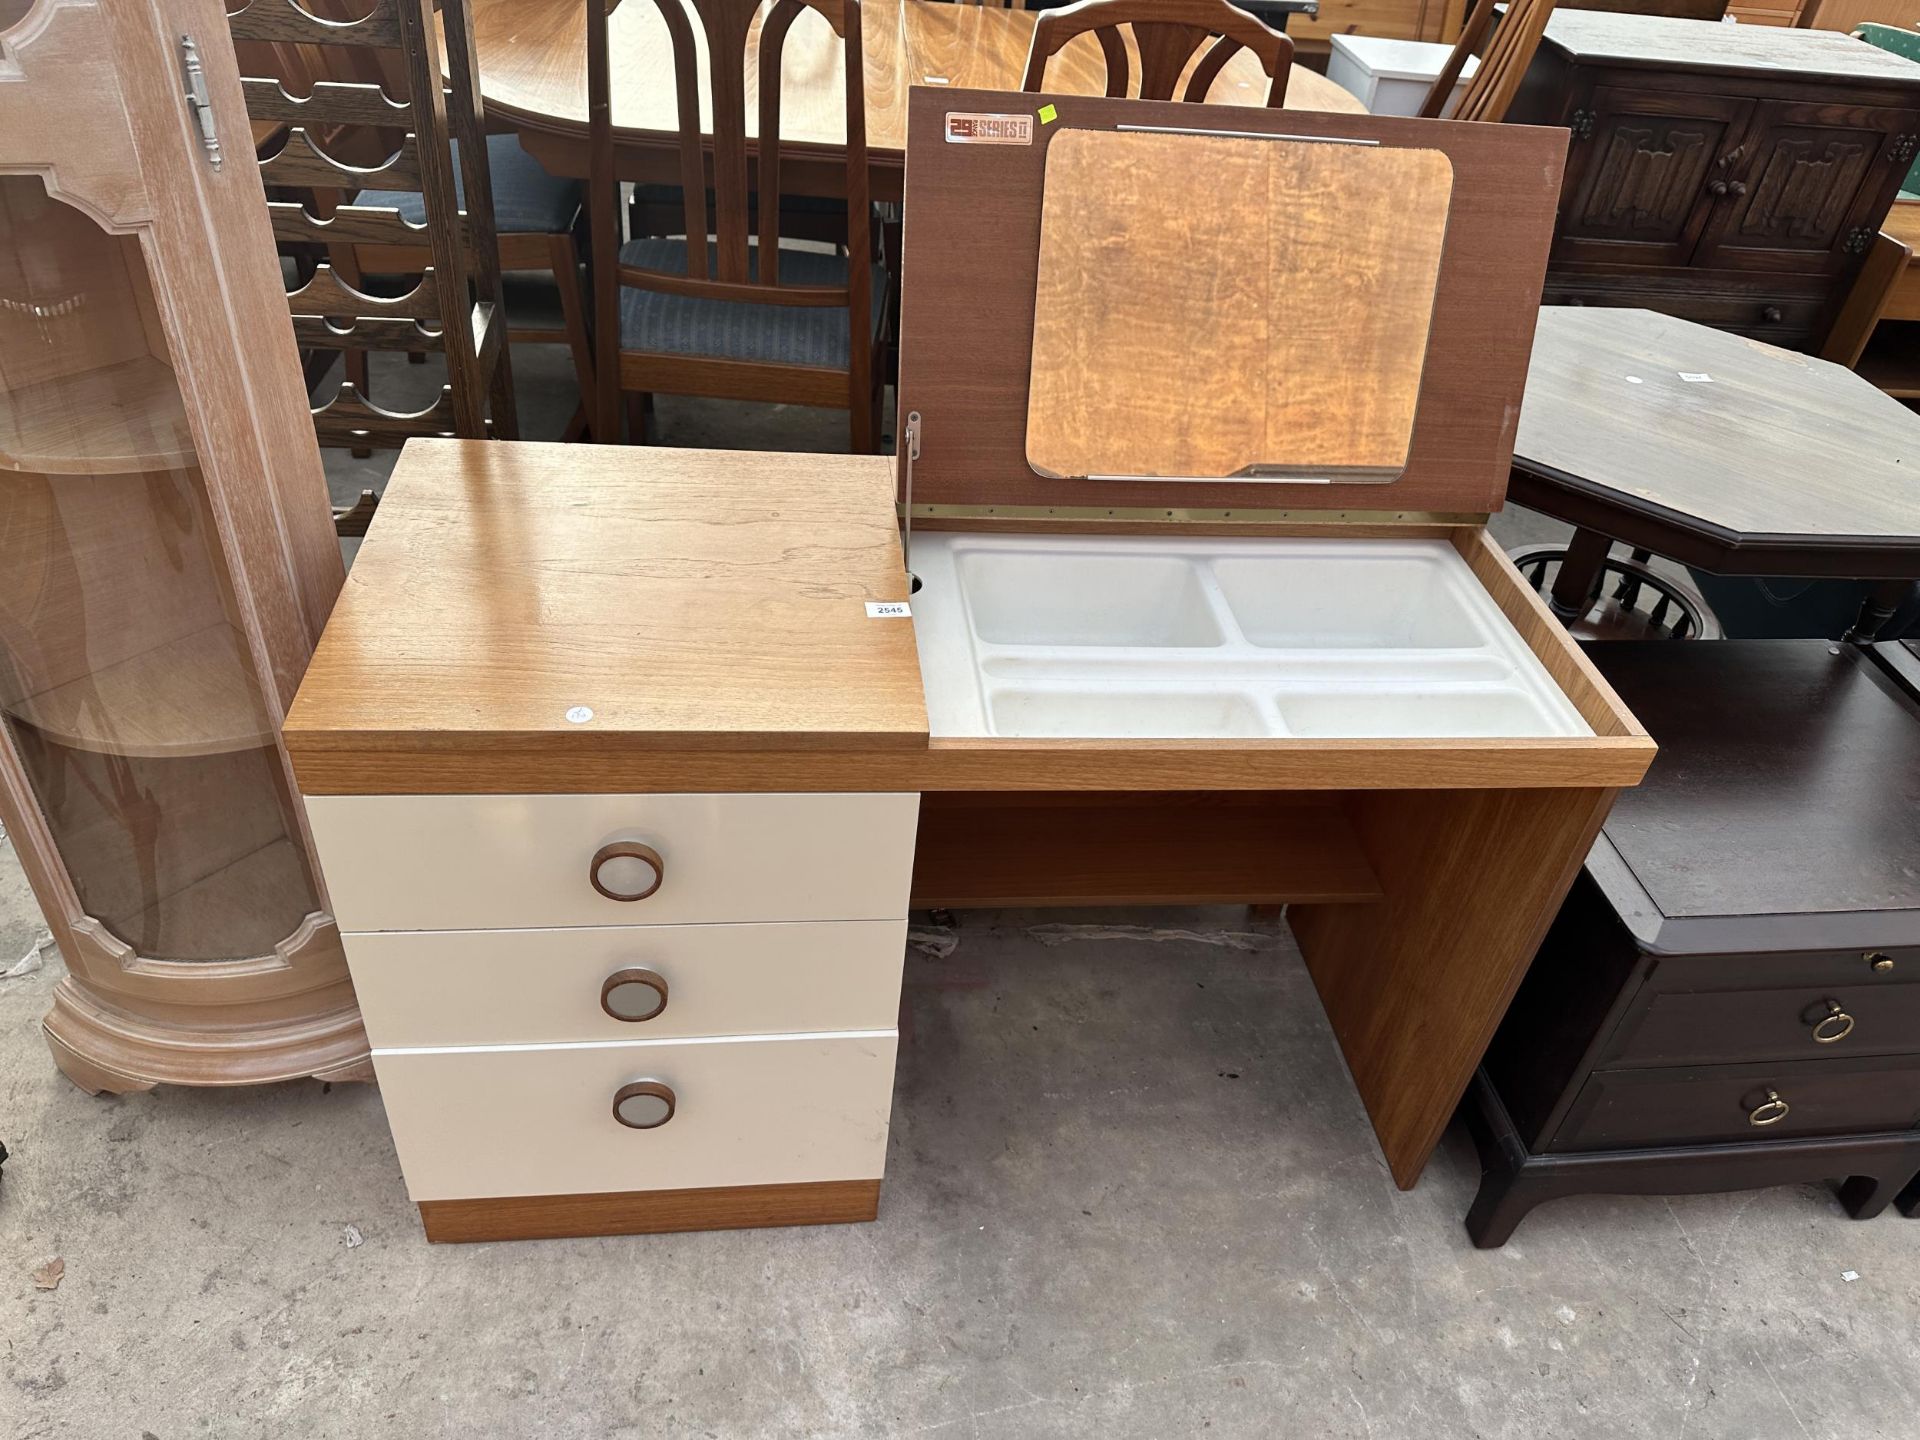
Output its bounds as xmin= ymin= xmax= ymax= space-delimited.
xmin=468 ymin=0 xmax=1366 ymax=204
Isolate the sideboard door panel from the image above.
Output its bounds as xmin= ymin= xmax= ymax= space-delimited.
xmin=1555 ymin=88 xmax=1754 ymax=268
xmin=1695 ymin=101 xmax=1917 ymax=274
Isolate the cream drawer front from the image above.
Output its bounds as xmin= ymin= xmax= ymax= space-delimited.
xmin=373 ymin=1033 xmax=898 ymax=1201
xmin=344 ymin=920 xmax=907 ymax=1048
xmin=305 ymin=792 xmax=919 ymax=932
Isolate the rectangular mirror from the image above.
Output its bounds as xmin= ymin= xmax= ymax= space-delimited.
xmin=1025 ymin=129 xmax=1454 ymax=484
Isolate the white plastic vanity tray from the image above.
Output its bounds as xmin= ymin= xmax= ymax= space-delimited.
xmin=910 ymin=534 xmax=1593 ymax=740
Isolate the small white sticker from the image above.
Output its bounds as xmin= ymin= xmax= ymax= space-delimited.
xmin=865 ymin=600 xmax=911 ymax=619
xmin=1624 ymin=375 xmax=1643 ymax=385
xmin=565 ymin=706 xmax=594 ymax=724
xmin=1678 ymin=372 xmax=1714 ymax=383
xmin=1842 ymin=1270 xmax=1861 ymax=1282
xmin=923 ymin=74 xmax=950 ymax=85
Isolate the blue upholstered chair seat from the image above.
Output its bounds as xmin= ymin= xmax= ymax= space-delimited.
xmin=617 ymin=237 xmax=886 ymax=369
xmin=355 ymin=133 xmax=581 ymax=235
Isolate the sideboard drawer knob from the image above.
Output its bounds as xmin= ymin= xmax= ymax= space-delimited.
xmin=601 ymin=966 xmax=669 ymax=1023
xmin=1760 ymin=305 xmax=1782 ymax=324
xmin=612 ymin=1080 xmax=677 ymax=1130
xmin=1748 ymin=1089 xmax=1790 ymax=1127
xmin=590 ymin=841 xmax=664 ymax=901
xmin=1869 ymin=952 xmax=1896 ymax=974
xmin=1810 ymin=999 xmax=1855 ymax=1045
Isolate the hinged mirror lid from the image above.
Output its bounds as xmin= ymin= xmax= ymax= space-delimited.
xmin=895 ymin=89 xmax=1569 ymax=524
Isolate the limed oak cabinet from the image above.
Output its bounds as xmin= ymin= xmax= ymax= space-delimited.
xmin=0 ymin=0 xmax=365 ymax=1089
xmin=1506 ymin=12 xmax=1920 ymax=352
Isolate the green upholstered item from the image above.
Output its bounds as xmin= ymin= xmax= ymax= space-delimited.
xmin=1856 ymin=24 xmax=1920 ymax=199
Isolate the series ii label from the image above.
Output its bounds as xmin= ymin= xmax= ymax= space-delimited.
xmin=945 ymin=112 xmax=1034 ymax=146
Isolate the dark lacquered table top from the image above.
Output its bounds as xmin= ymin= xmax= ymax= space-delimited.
xmin=1514 ymin=311 xmax=1920 ymax=580
xmin=1587 ymin=640 xmax=1920 ymax=924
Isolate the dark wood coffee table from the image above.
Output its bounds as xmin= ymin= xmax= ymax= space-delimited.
xmin=1511 ymin=308 xmax=1920 ymax=640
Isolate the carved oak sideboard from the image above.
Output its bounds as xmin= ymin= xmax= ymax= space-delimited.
xmin=1507 ymin=12 xmax=1920 ymax=353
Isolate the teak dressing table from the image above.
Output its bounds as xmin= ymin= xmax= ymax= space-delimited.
xmin=284 ymin=92 xmax=1655 ymax=1243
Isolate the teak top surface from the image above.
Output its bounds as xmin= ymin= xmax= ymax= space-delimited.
xmin=1541 ymin=10 xmax=1920 ymax=83
xmin=1025 ymin=131 xmax=1452 ymax=483
xmin=898 ymin=90 xmax=1566 ymax=519
xmin=466 ymin=0 xmax=1359 ymax=157
xmin=1588 ymin=640 xmax=1920 ymax=922
xmin=1516 ymin=310 xmax=1920 ymax=553
xmin=282 ymin=440 xmax=927 ymax=763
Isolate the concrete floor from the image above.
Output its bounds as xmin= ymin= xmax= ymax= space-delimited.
xmin=6 ymin=342 xmax=1918 ymax=1439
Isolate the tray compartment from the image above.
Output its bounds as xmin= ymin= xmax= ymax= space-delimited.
xmin=987 ymin=685 xmax=1273 ymax=739
xmin=957 ymin=549 xmax=1223 ymax=647
xmin=1276 ymin=686 xmax=1566 ymax=739
xmin=1213 ymin=551 xmax=1486 ymax=649
xmin=912 ymin=533 xmax=1593 ymax=742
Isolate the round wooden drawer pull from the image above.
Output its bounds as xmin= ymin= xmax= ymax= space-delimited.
xmin=601 ymin=967 xmax=669 ymax=1023
xmin=1748 ymin=1090 xmax=1790 ymax=1127
xmin=1811 ymin=1000 xmax=1854 ymax=1045
xmin=612 ymin=1080 xmax=676 ymax=1130
xmin=590 ymin=841 xmax=663 ymax=902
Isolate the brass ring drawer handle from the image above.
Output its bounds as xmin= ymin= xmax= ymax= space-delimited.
xmin=1749 ymin=1090 xmax=1790 ymax=1127
xmin=590 ymin=841 xmax=664 ymax=901
xmin=612 ymin=1079 xmax=676 ymax=1130
xmin=601 ymin=966 xmax=669 ymax=1023
xmin=1811 ymin=1000 xmax=1855 ymax=1045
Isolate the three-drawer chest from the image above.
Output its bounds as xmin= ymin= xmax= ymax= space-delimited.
xmin=1467 ymin=640 xmax=1920 ymax=1246
xmin=284 ymin=446 xmax=928 ymax=1242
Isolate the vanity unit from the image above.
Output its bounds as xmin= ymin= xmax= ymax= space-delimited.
xmin=284 ymin=93 xmax=1655 ymax=1242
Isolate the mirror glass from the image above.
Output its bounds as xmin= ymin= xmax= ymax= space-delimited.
xmin=604 ymin=976 xmax=666 ymax=1021
xmin=1026 ymin=130 xmax=1454 ymax=484
xmin=0 ymin=0 xmax=39 ymax=39
xmin=615 ymin=1088 xmax=672 ymax=1128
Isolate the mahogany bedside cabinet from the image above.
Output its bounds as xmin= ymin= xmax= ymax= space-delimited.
xmin=1467 ymin=640 xmax=1920 ymax=1247
xmin=285 ymin=93 xmax=1659 ymax=1243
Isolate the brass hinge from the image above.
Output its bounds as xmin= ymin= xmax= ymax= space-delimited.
xmin=898 ymin=410 xmax=921 ymax=580
xmin=179 ymin=35 xmax=223 ymax=171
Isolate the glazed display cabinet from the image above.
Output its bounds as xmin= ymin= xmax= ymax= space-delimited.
xmin=0 ymin=0 xmax=367 ymax=1089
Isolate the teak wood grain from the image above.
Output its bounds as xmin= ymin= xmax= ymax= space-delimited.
xmin=418 ymin=1179 xmax=882 ymax=1243
xmin=1025 ymin=130 xmax=1452 ymax=483
xmin=911 ymin=793 xmax=1384 ymax=908
xmin=469 ymin=0 xmax=1360 ymax=204
xmin=897 ymin=90 xmax=1566 ymax=518
xmin=1513 ymin=309 xmax=1920 ymax=574
xmin=1291 ymin=783 xmax=1619 ymax=1189
xmin=282 ymin=440 xmax=927 ymax=767
xmin=285 ymin=448 xmax=1654 ymax=796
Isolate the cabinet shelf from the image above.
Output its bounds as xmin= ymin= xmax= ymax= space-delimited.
xmin=6 ymin=623 xmax=274 ymax=758
xmin=104 ymin=836 xmax=318 ymax=962
xmin=0 ymin=355 xmax=196 ymax=475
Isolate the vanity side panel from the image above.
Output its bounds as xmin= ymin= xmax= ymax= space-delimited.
xmin=1292 ymin=783 xmax=1618 ymax=1188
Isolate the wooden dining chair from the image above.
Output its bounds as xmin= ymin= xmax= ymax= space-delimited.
xmin=1418 ymin=0 xmax=1556 ymax=123
xmin=1020 ymin=0 xmax=1294 ymax=107
xmin=585 ymin=0 xmax=886 ymax=451
xmin=350 ymin=134 xmax=593 ymax=427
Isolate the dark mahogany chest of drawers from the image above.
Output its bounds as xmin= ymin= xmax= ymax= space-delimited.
xmin=1466 ymin=640 xmax=1920 ymax=1246
xmin=1505 ymin=13 xmax=1920 ymax=353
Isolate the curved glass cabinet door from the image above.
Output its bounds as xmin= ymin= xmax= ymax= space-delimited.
xmin=0 ymin=175 xmax=322 ymax=961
